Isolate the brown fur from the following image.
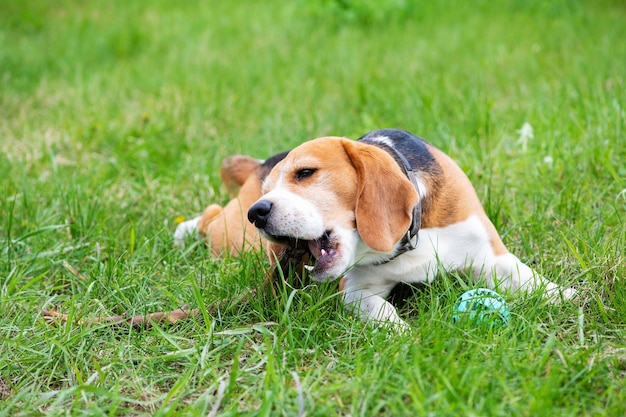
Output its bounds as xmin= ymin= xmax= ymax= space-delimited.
xmin=423 ymin=145 xmax=508 ymax=255
xmin=342 ymin=139 xmax=420 ymax=252
xmin=196 ymin=155 xmax=265 ymax=256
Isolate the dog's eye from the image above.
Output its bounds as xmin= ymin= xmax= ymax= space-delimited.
xmin=295 ymin=168 xmax=317 ymax=181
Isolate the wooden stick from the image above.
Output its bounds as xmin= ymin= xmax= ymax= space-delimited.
xmin=42 ymin=305 xmax=200 ymax=328
xmin=42 ymin=252 xmax=307 ymax=330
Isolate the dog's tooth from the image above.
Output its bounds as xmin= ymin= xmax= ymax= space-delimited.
xmin=321 ymin=248 xmax=327 ymax=256
xmin=304 ymin=265 xmax=314 ymax=272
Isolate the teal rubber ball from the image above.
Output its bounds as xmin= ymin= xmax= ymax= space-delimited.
xmin=452 ymin=289 xmax=510 ymax=327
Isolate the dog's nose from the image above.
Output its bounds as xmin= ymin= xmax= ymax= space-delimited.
xmin=248 ymin=200 xmax=273 ymax=228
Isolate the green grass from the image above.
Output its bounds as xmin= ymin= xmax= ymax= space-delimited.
xmin=1 ymin=0 xmax=625 ymax=415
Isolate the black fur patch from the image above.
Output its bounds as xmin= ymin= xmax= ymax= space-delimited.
xmin=358 ymin=128 xmax=441 ymax=175
xmin=258 ymin=150 xmax=289 ymax=178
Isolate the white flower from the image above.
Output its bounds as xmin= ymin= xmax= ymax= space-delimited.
xmin=516 ymin=122 xmax=534 ymax=152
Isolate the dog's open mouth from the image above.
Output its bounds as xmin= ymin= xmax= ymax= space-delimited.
xmin=271 ymin=230 xmax=339 ymax=276
xmin=304 ymin=231 xmax=338 ymax=273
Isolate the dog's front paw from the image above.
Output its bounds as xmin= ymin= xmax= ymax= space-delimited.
xmin=174 ymin=216 xmax=201 ymax=247
xmin=544 ymin=283 xmax=578 ymax=303
xmin=390 ymin=318 xmax=412 ymax=335
xmin=368 ymin=317 xmax=411 ymax=336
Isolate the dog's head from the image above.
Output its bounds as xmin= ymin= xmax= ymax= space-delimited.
xmin=248 ymin=137 xmax=419 ymax=282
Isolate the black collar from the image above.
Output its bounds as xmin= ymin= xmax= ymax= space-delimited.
xmin=368 ymin=142 xmax=422 ymax=263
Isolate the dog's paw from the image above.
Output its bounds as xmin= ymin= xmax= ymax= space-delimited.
xmin=371 ymin=316 xmax=411 ymax=335
xmin=544 ymin=283 xmax=578 ymax=304
xmin=366 ymin=316 xmax=411 ymax=336
xmin=390 ymin=318 xmax=412 ymax=335
xmin=174 ymin=216 xmax=201 ymax=248
xmin=561 ymin=287 xmax=578 ymax=300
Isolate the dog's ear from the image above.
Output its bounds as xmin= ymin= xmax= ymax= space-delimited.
xmin=341 ymin=139 xmax=419 ymax=253
xmin=220 ymin=155 xmax=262 ymax=196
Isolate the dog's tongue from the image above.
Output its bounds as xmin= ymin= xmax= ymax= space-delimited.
xmin=308 ymin=237 xmax=335 ymax=260
xmin=308 ymin=239 xmax=323 ymax=259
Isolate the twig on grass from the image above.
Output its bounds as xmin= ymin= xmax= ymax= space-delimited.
xmin=42 ymin=305 xmax=201 ymax=328
xmin=41 ymin=284 xmax=263 ymax=329
xmin=41 ymin=257 xmax=304 ymax=329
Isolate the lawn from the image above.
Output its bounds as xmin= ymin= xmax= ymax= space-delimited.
xmin=1 ymin=0 xmax=625 ymax=415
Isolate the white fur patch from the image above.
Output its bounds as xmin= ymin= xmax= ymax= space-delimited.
xmin=258 ymin=188 xmax=325 ymax=240
xmin=365 ymin=135 xmax=394 ymax=148
xmin=341 ymin=215 xmax=575 ymax=330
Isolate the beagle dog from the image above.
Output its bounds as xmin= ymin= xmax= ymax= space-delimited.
xmin=248 ymin=129 xmax=575 ymax=331
xmin=175 ymin=151 xmax=288 ymax=255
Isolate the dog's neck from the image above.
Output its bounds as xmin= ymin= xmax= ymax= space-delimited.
xmin=361 ymin=139 xmax=422 ymax=263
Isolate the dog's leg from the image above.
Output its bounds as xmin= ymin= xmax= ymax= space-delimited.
xmin=341 ymin=278 xmax=409 ymax=332
xmin=490 ymin=253 xmax=576 ymax=301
